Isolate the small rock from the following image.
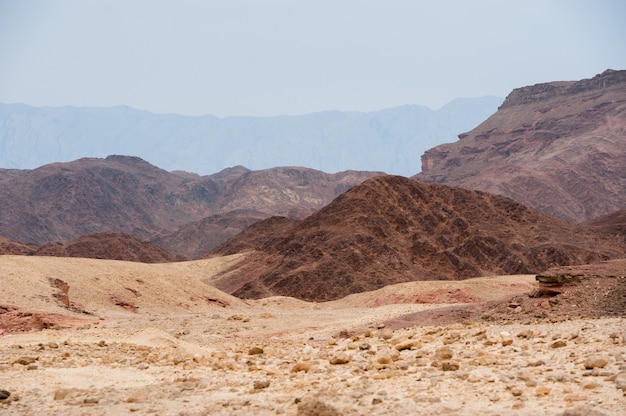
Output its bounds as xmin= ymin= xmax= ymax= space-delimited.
xmin=372 ymin=398 xmax=383 ymax=405
xmin=535 ymin=386 xmax=551 ymax=396
xmin=291 ymin=362 xmax=312 ymax=373
xmin=434 ymin=346 xmax=454 ymax=360
xmin=297 ymin=397 xmax=341 ymax=416
xmin=137 ymin=363 xmax=149 ymax=370
xmin=550 ymin=340 xmax=567 ymax=348
xmin=501 ymin=337 xmax=514 ymax=346
xmin=561 ymin=404 xmax=609 ymax=416
xmin=395 ymin=339 xmax=421 ymax=351
xmin=510 ymin=386 xmax=523 ymax=397
xmin=253 ymin=380 xmax=270 ymax=390
xmin=16 ymin=356 xmax=37 ymax=365
xmin=126 ymin=390 xmax=149 ymax=403
xmin=53 ymin=388 xmax=76 ymax=400
xmin=378 ymin=328 xmax=394 ymax=340
xmin=442 ymin=361 xmax=459 ymax=371
xmin=0 ymin=390 xmax=10 ymax=400
xmin=248 ymin=346 xmax=264 ymax=355
xmin=584 ymin=356 xmax=608 ymax=369
xmin=615 ymin=372 xmax=626 ymax=391
xmin=329 ymin=353 xmax=350 ymax=365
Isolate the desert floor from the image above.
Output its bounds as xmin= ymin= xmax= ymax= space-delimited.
xmin=1 ymin=254 xmax=625 ymax=415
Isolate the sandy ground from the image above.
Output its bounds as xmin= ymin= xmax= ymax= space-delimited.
xmin=1 ymin=255 xmax=625 ymax=415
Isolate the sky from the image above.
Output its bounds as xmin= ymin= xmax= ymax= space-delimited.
xmin=1 ymin=0 xmax=625 ymax=117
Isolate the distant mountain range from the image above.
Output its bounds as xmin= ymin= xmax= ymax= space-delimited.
xmin=0 ymin=97 xmax=502 ymax=176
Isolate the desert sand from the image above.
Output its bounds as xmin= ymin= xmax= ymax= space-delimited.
xmin=1 ymin=254 xmax=625 ymax=415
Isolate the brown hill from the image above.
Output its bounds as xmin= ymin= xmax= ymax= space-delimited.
xmin=0 ymin=236 xmax=37 ymax=255
xmin=0 ymin=156 xmax=379 ymax=256
xmin=414 ymin=69 xmax=626 ymax=223
xmin=33 ymin=232 xmax=185 ymax=263
xmin=209 ymin=175 xmax=625 ymax=302
xmin=582 ymin=209 xmax=626 ymax=245
xmin=153 ymin=210 xmax=272 ymax=259
xmin=206 ymin=216 xmax=299 ymax=257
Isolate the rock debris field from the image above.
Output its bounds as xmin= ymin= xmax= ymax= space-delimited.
xmin=1 ymin=255 xmax=625 ymax=415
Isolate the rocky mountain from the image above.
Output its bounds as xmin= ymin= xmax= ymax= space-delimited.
xmin=0 ymin=156 xmax=379 ymax=256
xmin=208 ymin=175 xmax=625 ymax=302
xmin=414 ymin=69 xmax=626 ymax=223
xmin=0 ymin=97 xmax=502 ymax=176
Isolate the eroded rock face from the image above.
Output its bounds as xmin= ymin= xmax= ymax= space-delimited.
xmin=416 ymin=70 xmax=626 ymax=223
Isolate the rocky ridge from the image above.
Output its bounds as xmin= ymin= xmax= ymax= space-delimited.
xmin=208 ymin=175 xmax=625 ymax=302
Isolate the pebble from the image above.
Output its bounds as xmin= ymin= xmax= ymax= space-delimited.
xmin=0 ymin=390 xmax=10 ymax=400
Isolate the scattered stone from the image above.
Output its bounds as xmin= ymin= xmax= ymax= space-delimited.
xmin=584 ymin=356 xmax=609 ymax=369
xmin=126 ymin=390 xmax=149 ymax=403
xmin=297 ymin=397 xmax=341 ymax=416
xmin=329 ymin=353 xmax=350 ymax=365
xmin=535 ymin=386 xmax=551 ymax=396
xmin=550 ymin=340 xmax=567 ymax=348
xmin=248 ymin=346 xmax=264 ymax=355
xmin=615 ymin=372 xmax=626 ymax=391
xmin=434 ymin=346 xmax=454 ymax=361
xmin=561 ymin=404 xmax=609 ymax=416
xmin=253 ymin=380 xmax=270 ymax=390
xmin=15 ymin=356 xmax=37 ymax=365
xmin=442 ymin=361 xmax=459 ymax=371
xmin=291 ymin=362 xmax=312 ymax=373
xmin=378 ymin=328 xmax=394 ymax=340
xmin=395 ymin=339 xmax=421 ymax=351
xmin=0 ymin=390 xmax=10 ymax=400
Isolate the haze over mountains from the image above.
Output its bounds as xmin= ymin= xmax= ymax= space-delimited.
xmin=0 ymin=97 xmax=502 ymax=176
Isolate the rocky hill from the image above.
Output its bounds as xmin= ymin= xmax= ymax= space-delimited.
xmin=34 ymin=233 xmax=185 ymax=263
xmin=0 ymin=156 xmax=379 ymax=256
xmin=208 ymin=175 xmax=625 ymax=301
xmin=582 ymin=209 xmax=626 ymax=245
xmin=414 ymin=69 xmax=626 ymax=223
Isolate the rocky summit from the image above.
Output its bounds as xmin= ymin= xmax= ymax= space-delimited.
xmin=415 ymin=69 xmax=626 ymax=223
xmin=207 ymin=175 xmax=624 ymax=302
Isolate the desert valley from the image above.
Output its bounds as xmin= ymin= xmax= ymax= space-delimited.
xmin=1 ymin=70 xmax=626 ymax=415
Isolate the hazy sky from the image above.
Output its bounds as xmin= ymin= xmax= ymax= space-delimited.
xmin=1 ymin=0 xmax=625 ymax=117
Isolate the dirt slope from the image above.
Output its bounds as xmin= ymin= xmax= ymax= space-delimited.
xmin=1 ymin=256 xmax=625 ymax=415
